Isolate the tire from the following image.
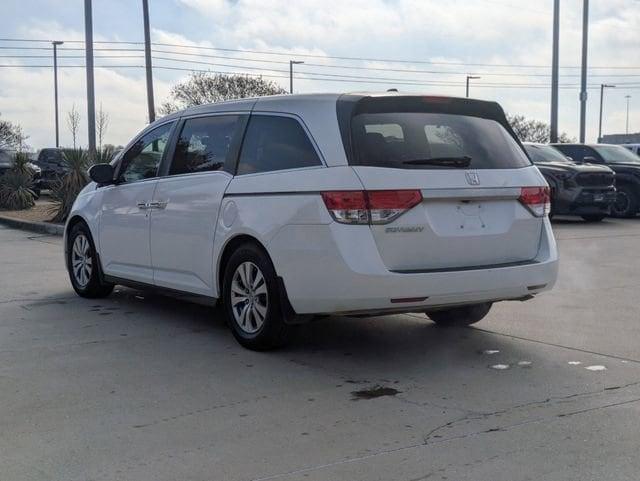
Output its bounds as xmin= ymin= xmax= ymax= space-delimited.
xmin=611 ymin=185 xmax=638 ymax=218
xmin=426 ymin=302 xmax=492 ymax=327
xmin=67 ymin=223 xmax=114 ymax=298
xmin=222 ymin=243 xmax=291 ymax=350
xmin=581 ymin=214 xmax=606 ymax=222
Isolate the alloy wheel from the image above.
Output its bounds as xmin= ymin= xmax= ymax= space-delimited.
xmin=230 ymin=261 xmax=268 ymax=334
xmin=71 ymin=234 xmax=93 ymax=288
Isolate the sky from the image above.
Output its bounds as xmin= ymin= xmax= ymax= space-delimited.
xmin=0 ymin=0 xmax=638 ymax=150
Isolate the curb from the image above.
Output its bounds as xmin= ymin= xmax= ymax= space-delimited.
xmin=0 ymin=215 xmax=64 ymax=236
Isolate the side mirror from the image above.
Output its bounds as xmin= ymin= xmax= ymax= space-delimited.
xmin=88 ymin=163 xmax=115 ymax=185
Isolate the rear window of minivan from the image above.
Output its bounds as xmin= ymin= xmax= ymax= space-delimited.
xmin=351 ymin=112 xmax=531 ymax=170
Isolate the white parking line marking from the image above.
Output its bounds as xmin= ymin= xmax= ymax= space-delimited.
xmin=490 ymin=364 xmax=510 ymax=370
xmin=585 ymin=365 xmax=607 ymax=371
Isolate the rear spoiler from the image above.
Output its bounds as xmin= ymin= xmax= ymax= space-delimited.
xmin=336 ymin=94 xmax=524 ymax=164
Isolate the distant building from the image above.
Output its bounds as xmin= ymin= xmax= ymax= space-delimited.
xmin=601 ymin=133 xmax=640 ymax=144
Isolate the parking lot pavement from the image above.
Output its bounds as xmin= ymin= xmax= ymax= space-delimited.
xmin=1 ymin=219 xmax=640 ymax=481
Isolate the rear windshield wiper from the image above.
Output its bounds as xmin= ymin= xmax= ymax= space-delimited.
xmin=402 ymin=156 xmax=472 ymax=167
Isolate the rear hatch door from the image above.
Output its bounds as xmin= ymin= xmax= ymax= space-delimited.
xmin=342 ymin=96 xmax=545 ymax=272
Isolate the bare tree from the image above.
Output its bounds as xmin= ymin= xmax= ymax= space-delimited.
xmin=66 ymin=104 xmax=81 ymax=149
xmin=507 ymin=114 xmax=574 ymax=143
xmin=96 ymin=103 xmax=110 ymax=152
xmin=160 ymin=73 xmax=287 ymax=114
xmin=0 ymin=113 xmax=28 ymax=150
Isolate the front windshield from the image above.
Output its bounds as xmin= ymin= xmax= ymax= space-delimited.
xmin=593 ymin=145 xmax=640 ymax=163
xmin=524 ymin=144 xmax=571 ymax=163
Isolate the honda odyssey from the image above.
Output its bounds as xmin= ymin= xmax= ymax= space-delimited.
xmin=64 ymin=93 xmax=558 ymax=349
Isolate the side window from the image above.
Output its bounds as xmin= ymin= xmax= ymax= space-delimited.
xmin=170 ymin=115 xmax=242 ymax=175
xmin=584 ymin=147 xmax=603 ymax=163
xmin=561 ymin=146 xmax=583 ymax=162
xmin=236 ymin=115 xmax=322 ymax=175
xmin=119 ymin=122 xmax=173 ymax=183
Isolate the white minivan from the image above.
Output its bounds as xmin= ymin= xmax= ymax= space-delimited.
xmin=65 ymin=93 xmax=558 ymax=349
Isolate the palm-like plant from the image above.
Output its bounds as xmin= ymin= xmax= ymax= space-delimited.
xmin=49 ymin=148 xmax=94 ymax=223
xmin=0 ymin=152 xmax=35 ymax=210
xmin=12 ymin=151 xmax=33 ymax=175
xmin=94 ymin=144 xmax=115 ymax=164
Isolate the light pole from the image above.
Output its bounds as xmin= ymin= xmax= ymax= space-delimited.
xmin=84 ymin=0 xmax=96 ymax=155
xmin=142 ymin=0 xmax=155 ymax=123
xmin=579 ymin=0 xmax=589 ymax=143
xmin=289 ymin=60 xmax=304 ymax=94
xmin=626 ymin=95 xmax=632 ymax=134
xmin=598 ymin=84 xmax=615 ymax=143
xmin=52 ymin=40 xmax=63 ymax=148
xmin=550 ymin=0 xmax=560 ymax=143
xmin=466 ymin=76 xmax=481 ymax=98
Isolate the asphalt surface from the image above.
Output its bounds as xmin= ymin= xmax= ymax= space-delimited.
xmin=1 ymin=218 xmax=640 ymax=481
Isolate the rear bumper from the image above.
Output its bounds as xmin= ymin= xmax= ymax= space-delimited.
xmin=269 ymin=218 xmax=558 ymax=315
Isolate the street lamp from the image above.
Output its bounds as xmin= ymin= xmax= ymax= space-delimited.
xmin=142 ymin=0 xmax=155 ymax=123
xmin=598 ymin=83 xmax=616 ymax=143
xmin=550 ymin=0 xmax=560 ymax=143
xmin=84 ymin=0 xmax=96 ymax=155
xmin=579 ymin=0 xmax=589 ymax=143
xmin=626 ymin=95 xmax=632 ymax=134
xmin=466 ymin=76 xmax=481 ymax=98
xmin=52 ymin=40 xmax=64 ymax=148
xmin=289 ymin=60 xmax=304 ymax=94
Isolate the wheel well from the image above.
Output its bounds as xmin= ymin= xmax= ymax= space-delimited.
xmin=217 ymin=235 xmax=271 ymax=293
xmin=66 ymin=216 xmax=89 ymax=244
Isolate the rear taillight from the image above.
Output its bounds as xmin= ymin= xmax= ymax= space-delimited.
xmin=321 ymin=191 xmax=368 ymax=224
xmin=519 ymin=186 xmax=551 ymax=217
xmin=321 ymin=190 xmax=423 ymax=225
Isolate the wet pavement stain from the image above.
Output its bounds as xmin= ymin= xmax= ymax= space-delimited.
xmin=351 ymin=385 xmax=401 ymax=401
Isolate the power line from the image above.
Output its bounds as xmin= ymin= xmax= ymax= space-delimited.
xmin=6 ymin=48 xmax=640 ymax=79
xmin=0 ymin=54 xmax=143 ymax=59
xmin=1 ymin=37 xmax=639 ymax=70
xmin=148 ymin=49 xmax=640 ymax=78
xmin=1 ymin=63 xmax=638 ymax=90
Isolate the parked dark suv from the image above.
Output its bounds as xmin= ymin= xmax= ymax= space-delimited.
xmin=34 ymin=148 xmax=68 ymax=190
xmin=551 ymin=143 xmax=640 ymax=217
xmin=524 ymin=143 xmax=616 ymax=222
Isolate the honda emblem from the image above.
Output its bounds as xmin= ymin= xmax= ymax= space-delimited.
xmin=465 ymin=171 xmax=481 ymax=186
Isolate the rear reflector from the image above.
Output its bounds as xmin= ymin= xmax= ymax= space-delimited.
xmin=519 ymin=187 xmax=551 ymax=218
xmin=321 ymin=190 xmax=423 ymax=225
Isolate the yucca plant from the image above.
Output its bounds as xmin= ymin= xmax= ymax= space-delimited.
xmin=12 ymin=151 xmax=33 ymax=175
xmin=0 ymin=151 xmax=36 ymax=210
xmin=0 ymin=169 xmax=35 ymax=210
xmin=49 ymin=148 xmax=94 ymax=223
xmin=94 ymin=145 xmax=116 ymax=164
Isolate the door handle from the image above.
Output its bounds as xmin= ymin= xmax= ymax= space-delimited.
xmin=137 ymin=201 xmax=152 ymax=210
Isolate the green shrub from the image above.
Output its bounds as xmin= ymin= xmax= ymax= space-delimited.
xmin=49 ymin=148 xmax=95 ymax=223
xmin=0 ymin=169 xmax=35 ymax=210
xmin=12 ymin=151 xmax=33 ymax=175
xmin=94 ymin=144 xmax=115 ymax=164
xmin=0 ymin=151 xmax=35 ymax=210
